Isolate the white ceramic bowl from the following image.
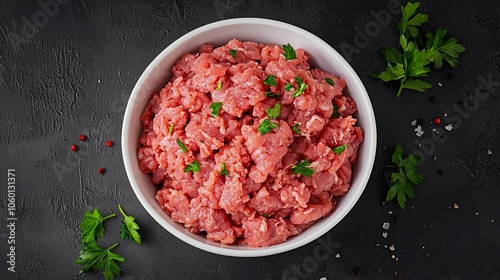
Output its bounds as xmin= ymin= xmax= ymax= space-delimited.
xmin=122 ymin=18 xmax=376 ymax=257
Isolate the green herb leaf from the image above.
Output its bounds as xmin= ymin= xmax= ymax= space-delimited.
xmin=262 ymin=213 xmax=269 ymax=219
xmin=184 ymin=160 xmax=200 ymax=173
xmin=332 ymin=144 xmax=347 ymax=155
xmin=282 ymin=43 xmax=297 ymax=60
xmin=265 ymin=103 xmax=281 ymax=119
xmin=257 ymin=118 xmax=278 ymax=135
xmin=79 ymin=209 xmax=116 ymax=244
xmin=75 ymin=242 xmax=124 ymax=280
xmin=216 ymin=81 xmax=222 ymax=90
xmin=210 ymin=102 xmax=223 ymax=117
xmin=168 ymin=123 xmax=174 ymax=135
xmin=264 ymin=75 xmax=277 ymax=86
xmin=293 ymin=76 xmax=308 ymax=98
xmin=292 ymin=123 xmax=301 ymax=134
xmin=425 ymin=28 xmax=466 ymax=69
xmin=292 ymin=159 xmax=315 ymax=177
xmin=118 ymin=204 xmax=141 ymax=244
xmin=285 ymin=82 xmax=294 ymax=91
xmin=176 ymin=139 xmax=188 ymax=153
xmin=325 ymin=77 xmax=335 ymax=86
xmin=331 ymin=104 xmax=340 ymax=118
xmin=265 ymin=92 xmax=281 ymax=98
xmin=386 ymin=144 xmax=424 ymax=210
xmin=397 ymin=2 xmax=429 ymax=38
xmin=219 ymin=162 xmax=229 ymax=176
xmin=229 ymin=49 xmax=237 ymax=59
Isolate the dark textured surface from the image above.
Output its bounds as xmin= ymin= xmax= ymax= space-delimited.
xmin=1 ymin=0 xmax=499 ymax=279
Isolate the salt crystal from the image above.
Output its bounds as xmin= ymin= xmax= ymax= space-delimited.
xmin=475 ymin=212 xmax=479 ymax=215
xmin=98 ymin=79 xmax=101 ymax=83
xmin=488 ymin=150 xmax=492 ymax=155
xmin=382 ymin=232 xmax=388 ymax=239
xmin=382 ymin=222 xmax=390 ymax=230
xmin=414 ymin=125 xmax=424 ymax=137
xmin=320 ymin=278 xmax=327 ymax=280
xmin=388 ymin=211 xmax=393 ymax=215
xmin=411 ymin=120 xmax=417 ymax=126
xmin=445 ymin=124 xmax=453 ymax=131
xmin=389 ymin=245 xmax=395 ymax=251
xmin=335 ymin=253 xmax=341 ymax=259
xmin=438 ymin=82 xmax=443 ymax=87
xmin=453 ymin=203 xmax=459 ymax=209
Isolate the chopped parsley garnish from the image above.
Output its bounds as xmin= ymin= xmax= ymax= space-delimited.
xmin=262 ymin=213 xmax=269 ymax=219
xmin=292 ymin=124 xmax=301 ymax=134
xmin=184 ymin=160 xmax=200 ymax=173
xmin=325 ymin=77 xmax=335 ymax=86
xmin=331 ymin=104 xmax=340 ymax=118
xmin=176 ymin=139 xmax=188 ymax=153
xmin=265 ymin=92 xmax=281 ymax=98
xmin=265 ymin=103 xmax=281 ymax=119
xmin=285 ymin=82 xmax=294 ymax=91
xmin=219 ymin=162 xmax=229 ymax=176
xmin=75 ymin=242 xmax=125 ymax=280
xmin=229 ymin=49 xmax=237 ymax=58
xmin=264 ymin=75 xmax=277 ymax=86
xmin=118 ymin=204 xmax=141 ymax=244
xmin=79 ymin=209 xmax=116 ymax=244
xmin=292 ymin=159 xmax=315 ymax=177
xmin=210 ymin=102 xmax=223 ymax=117
xmin=332 ymin=144 xmax=347 ymax=155
xmin=282 ymin=43 xmax=296 ymax=60
xmin=168 ymin=123 xmax=174 ymax=135
xmin=386 ymin=144 xmax=424 ymax=210
xmin=292 ymin=76 xmax=308 ymax=98
xmin=216 ymin=81 xmax=222 ymax=90
xmin=257 ymin=118 xmax=278 ymax=135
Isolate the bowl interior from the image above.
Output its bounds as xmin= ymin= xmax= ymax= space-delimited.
xmin=122 ymin=18 xmax=376 ymax=257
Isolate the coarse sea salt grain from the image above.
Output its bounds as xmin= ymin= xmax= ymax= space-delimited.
xmin=415 ymin=125 xmax=424 ymax=137
xmin=382 ymin=222 xmax=390 ymax=230
xmin=411 ymin=120 xmax=417 ymax=126
xmin=382 ymin=232 xmax=388 ymax=239
xmin=320 ymin=277 xmax=327 ymax=280
xmin=488 ymin=150 xmax=492 ymax=155
xmin=445 ymin=124 xmax=453 ymax=131
xmin=335 ymin=254 xmax=341 ymax=259
xmin=438 ymin=82 xmax=443 ymax=87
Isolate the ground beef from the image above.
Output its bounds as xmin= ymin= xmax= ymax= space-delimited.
xmin=138 ymin=39 xmax=363 ymax=247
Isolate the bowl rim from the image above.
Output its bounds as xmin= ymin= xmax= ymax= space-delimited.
xmin=122 ymin=17 xmax=377 ymax=257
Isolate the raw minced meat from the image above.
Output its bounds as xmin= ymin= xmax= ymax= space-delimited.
xmin=138 ymin=39 xmax=364 ymax=247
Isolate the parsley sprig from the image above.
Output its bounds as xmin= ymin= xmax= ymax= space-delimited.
xmin=371 ymin=2 xmax=465 ymax=97
xmin=386 ymin=145 xmax=424 ymax=210
xmin=282 ymin=43 xmax=296 ymax=60
xmin=75 ymin=242 xmax=125 ymax=280
xmin=79 ymin=209 xmax=116 ymax=244
xmin=118 ymin=204 xmax=141 ymax=244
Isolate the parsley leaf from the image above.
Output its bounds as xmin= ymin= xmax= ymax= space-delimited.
xmin=265 ymin=103 xmax=281 ymax=119
xmin=282 ymin=43 xmax=296 ymax=60
xmin=331 ymin=104 xmax=340 ymax=118
xmin=210 ymin=102 xmax=223 ymax=117
xmin=265 ymin=92 xmax=281 ymax=98
xmin=75 ymin=242 xmax=125 ymax=280
xmin=184 ymin=160 xmax=200 ymax=173
xmin=397 ymin=2 xmax=428 ymax=39
xmin=229 ymin=49 xmax=237 ymax=59
xmin=264 ymin=75 xmax=277 ymax=86
xmin=219 ymin=162 xmax=229 ymax=176
xmin=216 ymin=81 xmax=222 ymax=90
xmin=425 ymin=28 xmax=466 ymax=69
xmin=285 ymin=82 xmax=294 ymax=91
xmin=292 ymin=123 xmax=301 ymax=134
xmin=262 ymin=213 xmax=269 ymax=219
xmin=332 ymin=144 xmax=347 ymax=155
xmin=168 ymin=123 xmax=174 ymax=135
xmin=176 ymin=139 xmax=188 ymax=153
xmin=292 ymin=159 xmax=315 ymax=177
xmin=79 ymin=209 xmax=116 ymax=244
xmin=325 ymin=78 xmax=335 ymax=86
xmin=386 ymin=144 xmax=423 ymax=210
xmin=257 ymin=118 xmax=278 ymax=135
xmin=118 ymin=204 xmax=141 ymax=244
xmin=293 ymin=76 xmax=308 ymax=98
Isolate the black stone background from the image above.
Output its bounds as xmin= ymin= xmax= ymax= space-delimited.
xmin=1 ymin=0 xmax=500 ymax=279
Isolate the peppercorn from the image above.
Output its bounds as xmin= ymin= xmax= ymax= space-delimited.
xmin=71 ymin=145 xmax=78 ymax=151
